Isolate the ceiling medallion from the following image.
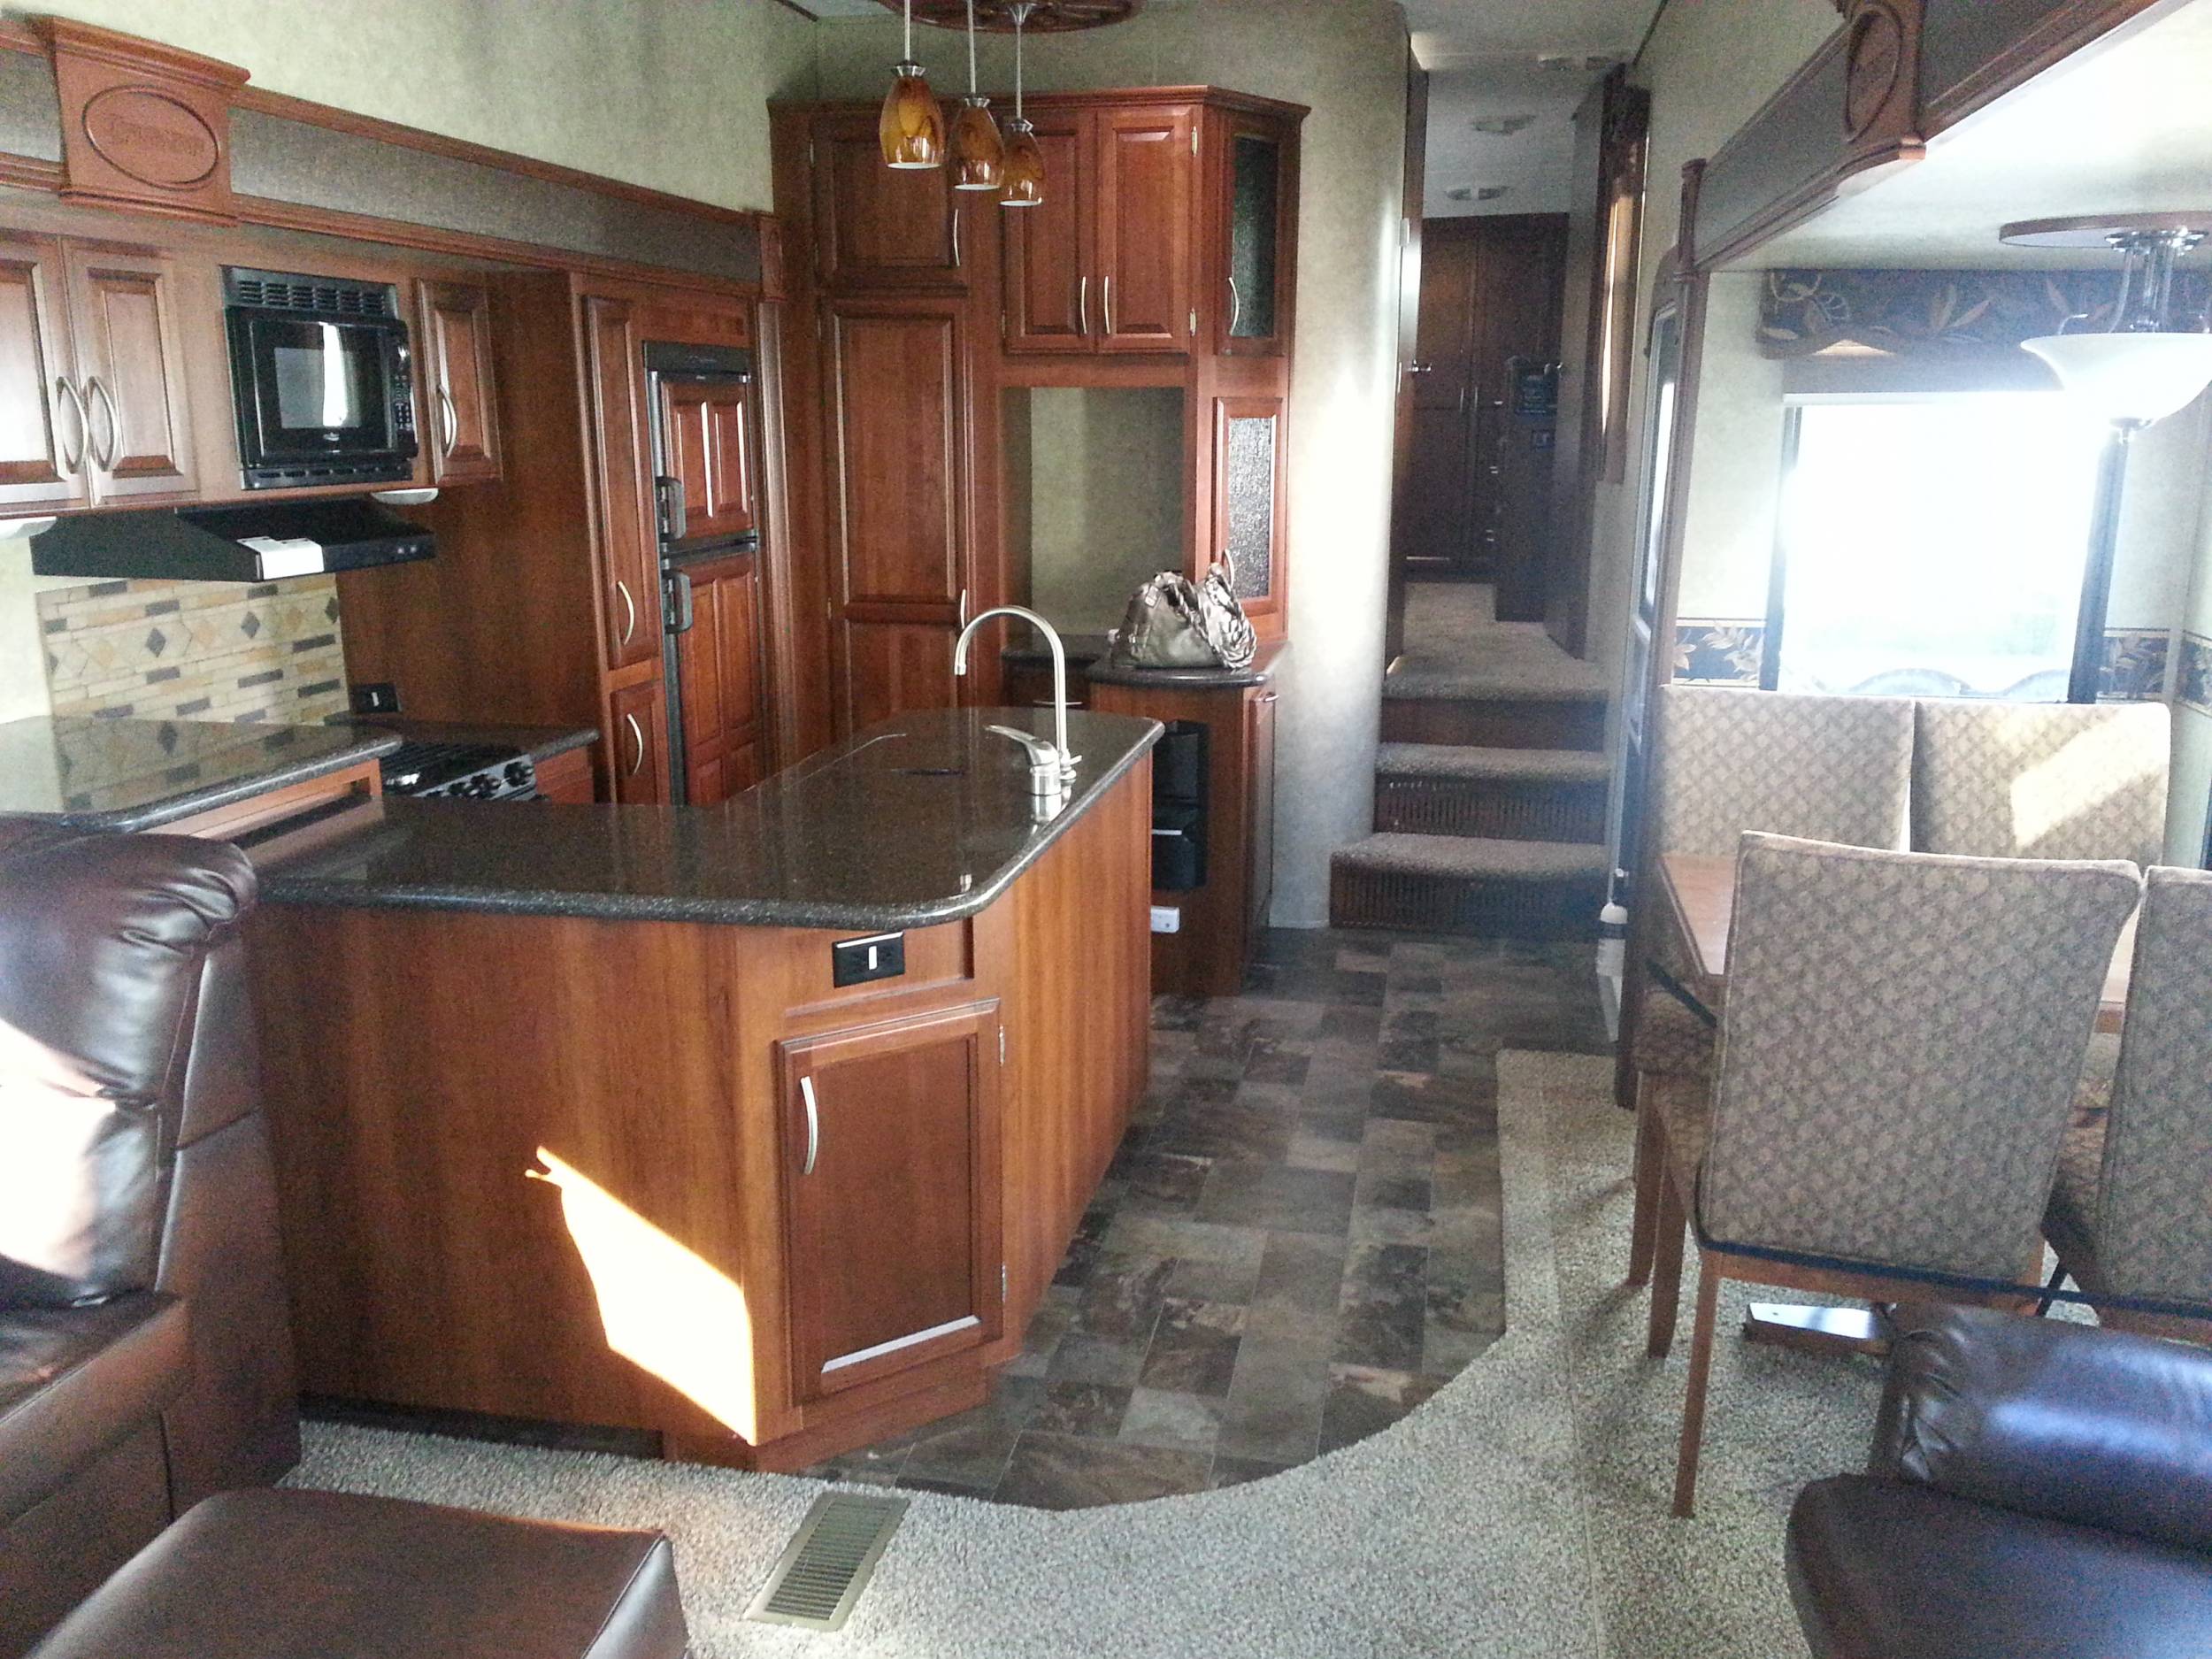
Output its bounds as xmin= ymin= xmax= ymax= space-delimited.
xmin=872 ymin=0 xmax=1142 ymax=32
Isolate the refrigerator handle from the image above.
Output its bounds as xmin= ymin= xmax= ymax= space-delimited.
xmin=655 ymin=474 xmax=687 ymax=542
xmin=666 ymin=568 xmax=695 ymax=634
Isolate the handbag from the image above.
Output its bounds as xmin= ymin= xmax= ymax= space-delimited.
xmin=1108 ymin=557 xmax=1257 ymax=672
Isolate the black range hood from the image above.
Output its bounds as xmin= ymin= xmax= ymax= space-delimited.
xmin=30 ymin=497 xmax=435 ymax=585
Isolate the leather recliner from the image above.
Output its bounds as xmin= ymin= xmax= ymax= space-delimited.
xmin=0 ymin=824 xmax=300 ymax=1658
xmin=1788 ymin=1302 xmax=2212 ymax=1659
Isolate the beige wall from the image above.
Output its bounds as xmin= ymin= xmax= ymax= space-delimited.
xmin=809 ymin=0 xmax=1409 ymax=926
xmin=0 ymin=0 xmax=820 ymax=726
xmin=4 ymin=0 xmax=818 ymax=212
xmin=1021 ymin=388 xmax=1186 ymax=635
xmin=2165 ymin=414 xmax=2212 ymax=863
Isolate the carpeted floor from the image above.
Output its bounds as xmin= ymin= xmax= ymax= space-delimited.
xmin=291 ymin=1050 xmax=1887 ymax=1658
xmin=1388 ymin=581 xmax=1609 ymax=700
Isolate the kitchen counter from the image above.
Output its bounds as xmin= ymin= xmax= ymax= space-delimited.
xmin=1084 ymin=637 xmax=1285 ymax=690
xmin=0 ymin=714 xmax=400 ymax=832
xmin=358 ymin=716 xmax=599 ymax=764
xmin=261 ymin=708 xmax=1162 ymax=930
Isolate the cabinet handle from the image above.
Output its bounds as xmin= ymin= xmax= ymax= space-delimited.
xmin=1227 ymin=276 xmax=1242 ymax=336
xmin=800 ymin=1074 xmax=820 ymax=1176
xmin=623 ymin=711 xmax=645 ymax=778
xmin=1078 ymin=275 xmax=1089 ymax=336
xmin=951 ymin=208 xmax=963 ymax=269
xmin=1103 ymin=275 xmax=1115 ymax=337
xmin=53 ymin=378 xmax=86 ymax=475
xmin=958 ymin=587 xmax=969 ymax=627
xmin=615 ymin=579 xmax=638 ymax=645
xmin=85 ymin=376 xmax=119 ymax=472
xmin=437 ymin=387 xmax=458 ymax=457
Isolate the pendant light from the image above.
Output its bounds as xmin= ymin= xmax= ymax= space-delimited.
xmin=949 ymin=0 xmax=1004 ymax=192
xmin=879 ymin=0 xmax=945 ymax=170
xmin=999 ymin=3 xmax=1044 ymax=208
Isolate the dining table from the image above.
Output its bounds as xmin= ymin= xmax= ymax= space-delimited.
xmin=1651 ymin=850 xmax=2135 ymax=1355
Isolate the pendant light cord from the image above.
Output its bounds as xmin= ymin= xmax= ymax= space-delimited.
xmin=966 ymin=0 xmax=980 ymax=95
xmin=902 ymin=0 xmax=914 ymax=62
xmin=1014 ymin=8 xmax=1025 ymax=119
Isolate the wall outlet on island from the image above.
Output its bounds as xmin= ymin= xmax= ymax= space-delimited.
xmin=350 ymin=682 xmax=401 ymax=715
xmin=1149 ymin=906 xmax=1180 ymax=934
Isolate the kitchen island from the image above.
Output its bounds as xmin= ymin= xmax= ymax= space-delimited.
xmin=246 ymin=710 xmax=1158 ymax=1470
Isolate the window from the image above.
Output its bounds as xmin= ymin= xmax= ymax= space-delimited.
xmin=1770 ymin=395 xmax=2106 ymax=700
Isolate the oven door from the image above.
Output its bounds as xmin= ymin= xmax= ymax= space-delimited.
xmin=227 ymin=311 xmax=409 ymax=465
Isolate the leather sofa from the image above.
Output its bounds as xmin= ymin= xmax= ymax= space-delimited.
xmin=0 ymin=825 xmax=299 ymax=1656
xmin=1788 ymin=1303 xmax=2212 ymax=1658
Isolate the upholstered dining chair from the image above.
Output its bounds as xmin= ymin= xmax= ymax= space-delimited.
xmin=1909 ymin=700 xmax=2170 ymax=866
xmin=1624 ymin=687 xmax=1915 ymax=1287
xmin=1645 ymin=833 xmax=2139 ymax=1517
xmin=2043 ymin=865 xmax=2212 ymax=1344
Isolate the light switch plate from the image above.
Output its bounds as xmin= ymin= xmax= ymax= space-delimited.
xmin=1149 ymin=906 xmax=1180 ymax=934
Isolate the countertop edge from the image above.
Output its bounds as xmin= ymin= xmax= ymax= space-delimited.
xmin=262 ymin=718 xmax=1164 ymax=930
xmin=69 ymin=732 xmax=404 ymax=833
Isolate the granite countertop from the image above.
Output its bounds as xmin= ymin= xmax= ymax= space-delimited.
xmin=259 ymin=709 xmax=1163 ymax=931
xmin=357 ymin=717 xmax=599 ymax=764
xmin=0 ymin=715 xmax=402 ymax=832
xmin=1086 ymin=638 xmax=1286 ymax=690
xmin=1001 ymin=632 xmax=1112 ymax=669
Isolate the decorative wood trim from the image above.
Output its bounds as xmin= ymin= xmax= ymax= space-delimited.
xmin=772 ymin=86 xmax=1312 ymax=123
xmin=34 ymin=16 xmax=248 ymax=225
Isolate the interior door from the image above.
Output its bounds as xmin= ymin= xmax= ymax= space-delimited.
xmin=1394 ymin=222 xmax=1477 ymax=575
xmin=0 ymin=233 xmax=86 ymax=511
xmin=581 ymin=295 xmax=661 ymax=670
xmin=778 ymin=1002 xmax=1002 ymax=1402
xmin=1094 ymin=106 xmax=1194 ymax=353
xmin=675 ymin=551 xmax=766 ymax=805
xmin=419 ymin=279 xmax=503 ymax=485
xmin=813 ymin=116 xmax=967 ymax=293
xmin=657 ymin=377 xmax=757 ymax=541
xmin=821 ymin=296 xmax=969 ymax=733
xmin=1001 ymin=112 xmax=1092 ymax=353
xmin=64 ymin=243 xmax=196 ymax=503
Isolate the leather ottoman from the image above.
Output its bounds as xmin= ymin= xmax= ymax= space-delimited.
xmin=29 ymin=1487 xmax=688 ymax=1659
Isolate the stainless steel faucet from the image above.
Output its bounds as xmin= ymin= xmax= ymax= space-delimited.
xmin=951 ymin=605 xmax=1080 ymax=794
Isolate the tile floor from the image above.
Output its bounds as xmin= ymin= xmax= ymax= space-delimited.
xmin=799 ymin=926 xmax=1611 ymax=1508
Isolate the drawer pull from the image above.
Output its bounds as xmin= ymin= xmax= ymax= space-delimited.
xmin=800 ymin=1074 xmax=820 ymax=1176
xmin=623 ymin=711 xmax=645 ymax=777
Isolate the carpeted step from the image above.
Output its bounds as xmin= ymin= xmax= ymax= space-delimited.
xmin=1329 ymin=833 xmax=1607 ymax=938
xmin=1379 ymin=690 xmax=1609 ymax=751
xmin=1373 ymin=745 xmax=1609 ymax=842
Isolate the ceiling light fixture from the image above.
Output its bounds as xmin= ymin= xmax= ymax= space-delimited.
xmin=2002 ymin=212 xmax=2212 ymax=700
xmin=949 ymin=0 xmax=1005 ymax=192
xmin=1469 ymin=116 xmax=1533 ymax=136
xmin=879 ymin=0 xmax=946 ymax=169
xmin=999 ymin=3 xmax=1043 ymax=207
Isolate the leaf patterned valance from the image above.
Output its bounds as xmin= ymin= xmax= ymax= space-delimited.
xmin=1758 ymin=268 xmax=2212 ymax=360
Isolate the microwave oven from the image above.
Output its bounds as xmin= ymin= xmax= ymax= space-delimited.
xmin=223 ymin=266 xmax=419 ymax=490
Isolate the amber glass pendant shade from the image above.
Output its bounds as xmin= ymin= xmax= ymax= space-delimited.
xmin=999 ymin=117 xmax=1044 ymax=207
xmin=879 ymin=62 xmax=946 ymax=169
xmin=950 ymin=96 xmax=1004 ymax=192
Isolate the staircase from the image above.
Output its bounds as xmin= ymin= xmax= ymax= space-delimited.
xmin=1331 ymin=584 xmax=1611 ymax=937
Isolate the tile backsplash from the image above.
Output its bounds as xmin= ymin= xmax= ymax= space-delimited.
xmin=38 ymin=575 xmax=349 ymax=726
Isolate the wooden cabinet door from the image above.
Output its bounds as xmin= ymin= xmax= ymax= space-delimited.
xmin=657 ymin=377 xmax=757 ymax=542
xmin=1001 ymin=113 xmax=1093 ymax=353
xmin=821 ymin=296 xmax=970 ymax=733
xmin=606 ymin=672 xmax=670 ymax=804
xmin=1245 ymin=687 xmax=1278 ymax=936
xmin=581 ymin=295 xmax=661 ymax=670
xmin=1216 ymin=113 xmax=1296 ymax=358
xmin=419 ymin=279 xmax=503 ymax=485
xmin=1211 ymin=393 xmax=1287 ymax=634
xmin=674 ymin=551 xmax=766 ymax=806
xmin=1094 ymin=106 xmax=1194 ymax=353
xmin=63 ymin=244 xmax=196 ymax=503
xmin=778 ymin=1002 xmax=1002 ymax=1402
xmin=812 ymin=117 xmax=967 ymax=293
xmin=0 ymin=234 xmax=87 ymax=511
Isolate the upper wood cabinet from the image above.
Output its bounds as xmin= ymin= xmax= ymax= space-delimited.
xmin=580 ymin=294 xmax=661 ymax=672
xmin=657 ymin=374 xmax=757 ymax=542
xmin=1210 ymin=390 xmax=1288 ymax=634
xmin=1002 ymin=104 xmax=1197 ymax=355
xmin=810 ymin=114 xmax=968 ymax=294
xmin=418 ymin=279 xmax=503 ymax=485
xmin=0 ymin=233 xmax=196 ymax=510
xmin=777 ymin=1001 xmax=1002 ymax=1403
xmin=1213 ymin=110 xmax=1298 ymax=357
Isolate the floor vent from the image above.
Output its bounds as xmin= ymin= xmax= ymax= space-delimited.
xmin=745 ymin=1493 xmax=908 ymax=1632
